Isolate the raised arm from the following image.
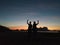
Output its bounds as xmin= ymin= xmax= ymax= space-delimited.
xmin=37 ymin=20 xmax=39 ymax=25
xmin=27 ymin=20 xmax=29 ymax=24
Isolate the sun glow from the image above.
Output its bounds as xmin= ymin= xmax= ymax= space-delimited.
xmin=9 ymin=26 xmax=28 ymax=30
xmin=9 ymin=25 xmax=60 ymax=31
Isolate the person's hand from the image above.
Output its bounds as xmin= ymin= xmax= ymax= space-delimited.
xmin=37 ymin=20 xmax=39 ymax=24
xmin=27 ymin=19 xmax=29 ymax=24
xmin=27 ymin=19 xmax=29 ymax=21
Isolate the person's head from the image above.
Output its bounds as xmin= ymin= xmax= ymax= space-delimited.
xmin=33 ymin=21 xmax=36 ymax=24
xmin=29 ymin=21 xmax=31 ymax=24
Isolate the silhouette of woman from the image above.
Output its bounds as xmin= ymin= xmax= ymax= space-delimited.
xmin=27 ymin=20 xmax=32 ymax=32
xmin=33 ymin=20 xmax=39 ymax=32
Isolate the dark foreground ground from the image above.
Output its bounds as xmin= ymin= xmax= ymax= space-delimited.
xmin=0 ymin=32 xmax=60 ymax=45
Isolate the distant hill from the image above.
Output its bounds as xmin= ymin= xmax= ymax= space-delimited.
xmin=0 ymin=25 xmax=12 ymax=32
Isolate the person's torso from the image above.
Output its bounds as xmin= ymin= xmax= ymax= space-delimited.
xmin=28 ymin=24 xmax=32 ymax=29
xmin=33 ymin=24 xmax=37 ymax=28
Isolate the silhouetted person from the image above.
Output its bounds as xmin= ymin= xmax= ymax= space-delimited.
xmin=33 ymin=20 xmax=39 ymax=32
xmin=27 ymin=20 xmax=32 ymax=32
xmin=27 ymin=20 xmax=32 ymax=41
xmin=32 ymin=20 xmax=39 ymax=40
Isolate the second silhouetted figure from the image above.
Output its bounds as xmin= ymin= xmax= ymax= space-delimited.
xmin=32 ymin=20 xmax=39 ymax=32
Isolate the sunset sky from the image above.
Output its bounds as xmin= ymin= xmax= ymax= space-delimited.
xmin=0 ymin=0 xmax=60 ymax=30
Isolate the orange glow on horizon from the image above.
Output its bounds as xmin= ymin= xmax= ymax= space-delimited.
xmin=9 ymin=26 xmax=28 ymax=30
xmin=9 ymin=25 xmax=60 ymax=30
xmin=48 ymin=26 xmax=60 ymax=30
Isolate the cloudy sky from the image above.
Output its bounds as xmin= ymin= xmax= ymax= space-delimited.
xmin=0 ymin=0 xmax=60 ymax=30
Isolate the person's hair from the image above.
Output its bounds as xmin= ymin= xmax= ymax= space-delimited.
xmin=29 ymin=21 xmax=31 ymax=24
xmin=34 ymin=21 xmax=36 ymax=24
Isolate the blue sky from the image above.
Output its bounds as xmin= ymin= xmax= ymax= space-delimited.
xmin=0 ymin=0 xmax=60 ymax=30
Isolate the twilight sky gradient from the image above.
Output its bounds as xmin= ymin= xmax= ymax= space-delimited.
xmin=0 ymin=0 xmax=60 ymax=30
